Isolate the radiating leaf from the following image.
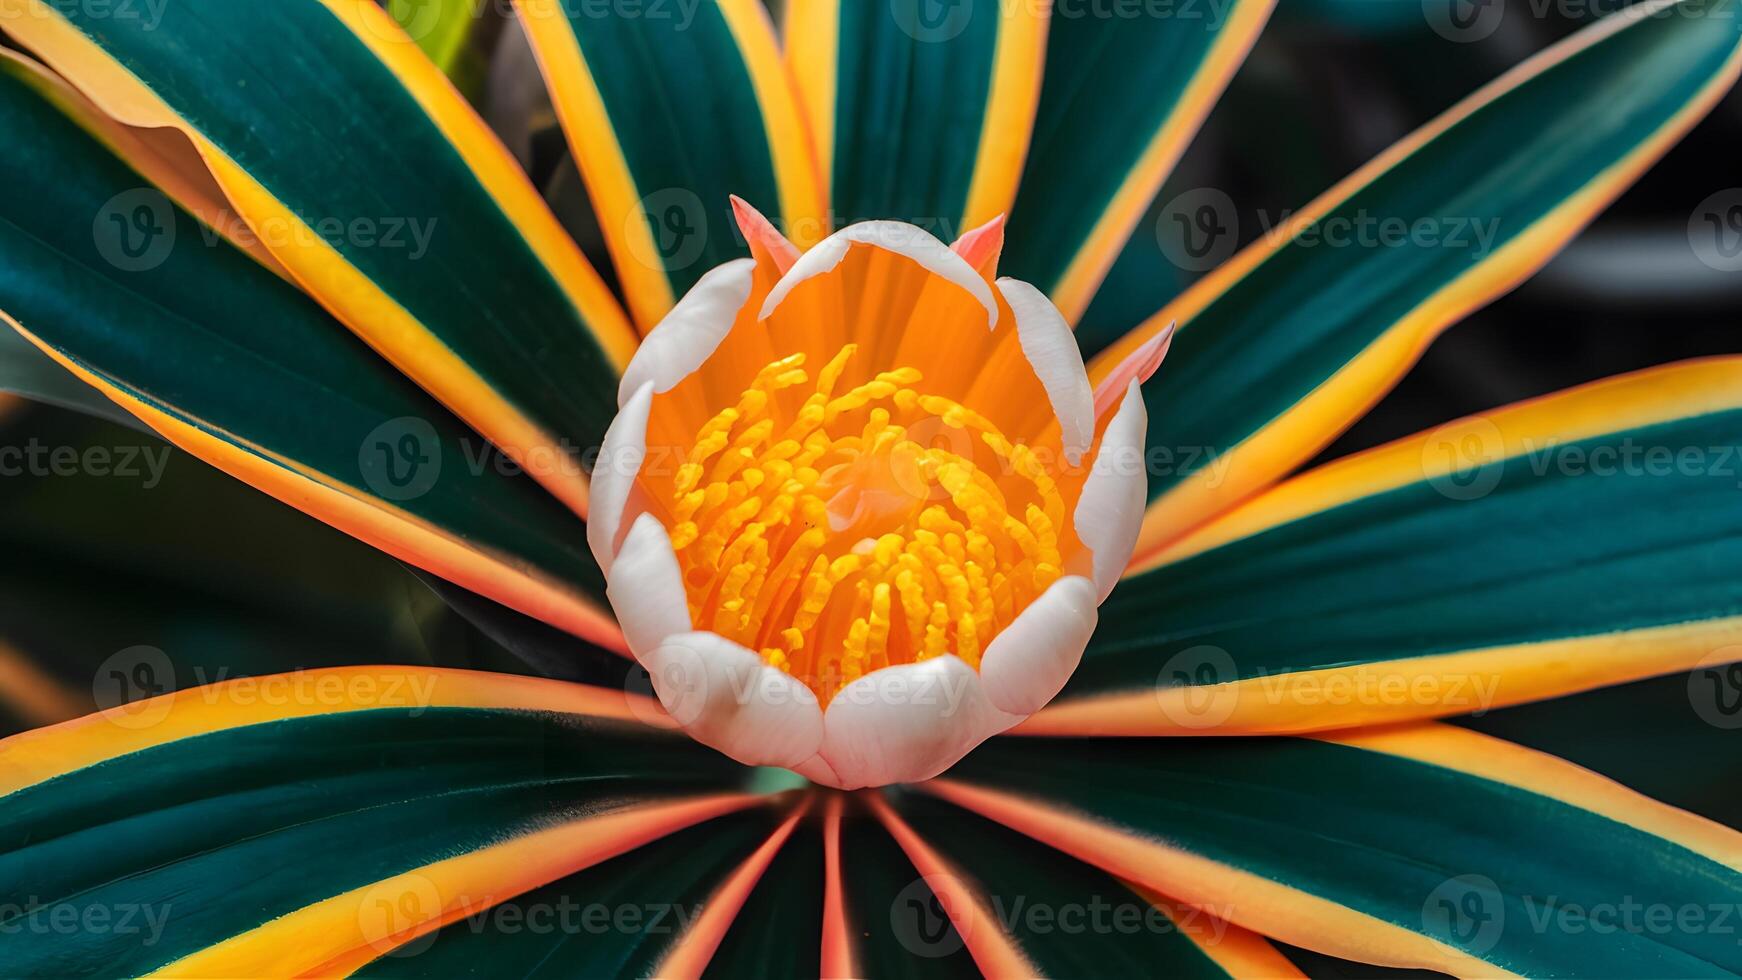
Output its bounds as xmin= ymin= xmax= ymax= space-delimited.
xmin=930 ymin=728 xmax=1742 ymax=976
xmin=999 ymin=0 xmax=1275 ymax=322
xmin=0 ymin=669 xmax=764 ymax=975
xmin=355 ymin=803 xmax=801 ymax=977
xmin=1033 ymin=358 xmax=1742 ymax=736
xmin=1 ymin=0 xmax=636 ymax=515
xmin=786 ymin=0 xmax=1047 ymax=236
xmin=878 ymin=789 xmax=1303 ymax=978
xmin=0 ymin=67 xmax=621 ymax=649
xmin=1094 ymin=0 xmax=1742 ymax=559
xmin=514 ymin=0 xmax=825 ymax=329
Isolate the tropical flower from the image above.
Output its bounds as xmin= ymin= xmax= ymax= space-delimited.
xmin=0 ymin=0 xmax=1740 ymax=976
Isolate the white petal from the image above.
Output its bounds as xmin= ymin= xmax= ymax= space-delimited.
xmin=641 ymin=631 xmax=824 ymax=769
xmin=998 ymin=277 xmax=1094 ymax=465
xmin=1075 ymin=380 xmax=1149 ymax=603
xmin=758 ymin=221 xmax=999 ymax=328
xmin=617 ymin=259 xmax=755 ymax=407
xmin=790 ymin=753 xmax=842 ymax=787
xmin=816 ymin=657 xmax=1019 ymax=789
xmin=587 ymin=380 xmax=652 ymax=574
xmin=978 ymin=575 xmax=1098 ymax=715
xmin=603 ymin=514 xmax=690 ymax=657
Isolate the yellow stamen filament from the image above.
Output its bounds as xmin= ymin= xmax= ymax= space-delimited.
xmin=664 ymin=347 xmax=1065 ymax=702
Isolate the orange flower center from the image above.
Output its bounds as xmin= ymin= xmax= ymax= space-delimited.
xmin=663 ymin=343 xmax=1069 ymax=702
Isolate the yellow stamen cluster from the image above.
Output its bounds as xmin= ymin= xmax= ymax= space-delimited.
xmin=663 ymin=346 xmax=1066 ymax=702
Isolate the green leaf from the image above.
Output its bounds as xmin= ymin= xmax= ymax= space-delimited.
xmin=355 ymin=806 xmax=791 ymax=976
xmin=880 ymin=789 xmax=1298 ymax=978
xmin=7 ymin=0 xmax=636 ymax=514
xmin=931 ymin=730 xmax=1742 ymax=976
xmin=0 ymin=677 xmax=762 ymax=975
xmin=1095 ymin=0 xmax=1742 ymax=553
xmin=829 ymin=796 xmax=977 ymax=979
xmin=1037 ymin=359 xmax=1742 ymax=736
xmin=0 ymin=66 xmax=620 ymax=648
xmin=999 ymin=0 xmax=1274 ymax=322
xmin=516 ymin=0 xmax=824 ymax=327
xmin=788 ymin=0 xmax=1046 ymax=236
xmin=703 ymin=808 xmax=825 ymax=979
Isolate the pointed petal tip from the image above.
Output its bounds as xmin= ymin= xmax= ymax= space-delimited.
xmin=759 ymin=221 xmax=1000 ymax=327
xmin=730 ymin=195 xmax=801 ymax=275
xmin=1093 ymin=322 xmax=1175 ymax=422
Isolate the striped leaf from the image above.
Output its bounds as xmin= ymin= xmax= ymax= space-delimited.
xmin=1093 ymin=0 xmax=1742 ymax=560
xmin=875 ymin=789 xmax=1304 ymax=979
xmin=0 ymin=670 xmax=767 ymax=975
xmin=0 ymin=66 xmax=621 ymax=649
xmin=1462 ymin=668 xmax=1742 ymax=831
xmin=929 ymin=727 xmax=1742 ymax=976
xmin=1 ymin=0 xmax=637 ymax=516
xmin=1032 ymin=358 xmax=1742 ymax=736
xmin=514 ymin=0 xmax=825 ymax=328
xmin=786 ymin=0 xmax=1048 ymax=236
xmin=998 ymin=0 xmax=1275 ymax=322
xmin=353 ymin=802 xmax=805 ymax=976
